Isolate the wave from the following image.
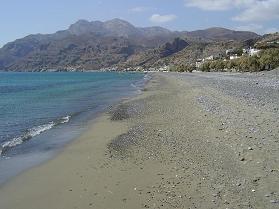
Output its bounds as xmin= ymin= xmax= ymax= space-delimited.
xmin=130 ymin=73 xmax=152 ymax=93
xmin=0 ymin=115 xmax=71 ymax=156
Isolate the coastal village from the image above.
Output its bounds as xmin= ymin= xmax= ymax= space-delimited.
xmin=101 ymin=33 xmax=279 ymax=73
xmin=195 ymin=47 xmax=262 ymax=68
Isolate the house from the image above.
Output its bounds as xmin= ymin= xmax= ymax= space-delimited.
xmin=196 ymin=59 xmax=203 ymax=68
xmin=203 ymin=55 xmax=214 ymax=61
xmin=226 ymin=49 xmax=235 ymax=56
xmin=248 ymin=48 xmax=261 ymax=56
xmin=230 ymin=54 xmax=240 ymax=60
xmin=242 ymin=48 xmax=249 ymax=55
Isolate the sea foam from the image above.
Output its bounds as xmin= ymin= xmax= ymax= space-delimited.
xmin=0 ymin=115 xmax=71 ymax=156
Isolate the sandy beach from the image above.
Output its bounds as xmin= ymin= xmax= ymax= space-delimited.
xmin=0 ymin=71 xmax=278 ymax=209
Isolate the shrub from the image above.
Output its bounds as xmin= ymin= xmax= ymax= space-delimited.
xmin=200 ymin=62 xmax=211 ymax=72
xmin=259 ymin=48 xmax=279 ymax=70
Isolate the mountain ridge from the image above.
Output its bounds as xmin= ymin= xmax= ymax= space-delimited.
xmin=0 ymin=18 xmax=261 ymax=71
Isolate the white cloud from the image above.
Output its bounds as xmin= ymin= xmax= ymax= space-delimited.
xmin=149 ymin=14 xmax=177 ymax=23
xmin=184 ymin=0 xmax=279 ymax=34
xmin=184 ymin=0 xmax=253 ymax=11
xmin=129 ymin=7 xmax=149 ymax=13
xmin=233 ymin=0 xmax=279 ymax=22
xmin=185 ymin=0 xmax=279 ymax=22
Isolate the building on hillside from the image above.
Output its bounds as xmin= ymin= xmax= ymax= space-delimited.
xmin=248 ymin=48 xmax=261 ymax=56
xmin=203 ymin=55 xmax=214 ymax=61
xmin=230 ymin=54 xmax=240 ymax=60
xmin=196 ymin=59 xmax=203 ymax=68
xmin=203 ymin=54 xmax=223 ymax=62
xmin=226 ymin=49 xmax=235 ymax=56
xmin=242 ymin=48 xmax=249 ymax=55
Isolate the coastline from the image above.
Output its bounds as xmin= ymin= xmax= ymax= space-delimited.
xmin=0 ymin=72 xmax=278 ymax=209
xmin=0 ymin=72 xmax=147 ymax=185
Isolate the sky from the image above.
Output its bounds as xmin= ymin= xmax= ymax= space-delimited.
xmin=0 ymin=0 xmax=278 ymax=47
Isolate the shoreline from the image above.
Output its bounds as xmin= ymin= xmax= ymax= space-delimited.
xmin=0 ymin=72 xmax=278 ymax=209
xmin=0 ymin=71 xmax=148 ymax=186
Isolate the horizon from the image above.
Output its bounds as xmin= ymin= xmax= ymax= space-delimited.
xmin=0 ymin=0 xmax=278 ymax=47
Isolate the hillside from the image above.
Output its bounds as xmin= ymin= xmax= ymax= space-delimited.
xmin=123 ymin=38 xmax=258 ymax=69
xmin=255 ymin=32 xmax=279 ymax=49
xmin=0 ymin=19 xmax=261 ymax=71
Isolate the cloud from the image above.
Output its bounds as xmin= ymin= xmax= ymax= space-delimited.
xmin=185 ymin=0 xmax=279 ymax=22
xmin=233 ymin=0 xmax=279 ymax=22
xmin=129 ymin=7 xmax=149 ymax=13
xmin=149 ymin=14 xmax=177 ymax=23
xmin=184 ymin=0 xmax=251 ymax=11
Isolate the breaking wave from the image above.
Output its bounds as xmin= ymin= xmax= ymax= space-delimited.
xmin=0 ymin=115 xmax=71 ymax=156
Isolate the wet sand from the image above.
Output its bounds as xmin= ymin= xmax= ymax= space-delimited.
xmin=0 ymin=72 xmax=278 ymax=209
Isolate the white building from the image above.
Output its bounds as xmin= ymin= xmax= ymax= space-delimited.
xmin=203 ymin=55 xmax=214 ymax=61
xmin=230 ymin=54 xmax=240 ymax=60
xmin=248 ymin=48 xmax=261 ymax=56
xmin=196 ymin=59 xmax=203 ymax=68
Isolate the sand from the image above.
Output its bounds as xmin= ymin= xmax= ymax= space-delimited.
xmin=0 ymin=72 xmax=278 ymax=209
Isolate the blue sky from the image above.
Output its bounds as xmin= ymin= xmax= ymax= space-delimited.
xmin=0 ymin=0 xmax=278 ymax=47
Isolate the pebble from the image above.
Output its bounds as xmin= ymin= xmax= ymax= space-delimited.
xmin=270 ymin=200 xmax=279 ymax=204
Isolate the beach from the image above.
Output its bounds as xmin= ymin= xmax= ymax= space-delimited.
xmin=0 ymin=71 xmax=278 ymax=209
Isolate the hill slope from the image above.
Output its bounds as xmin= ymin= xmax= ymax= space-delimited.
xmin=0 ymin=19 xmax=260 ymax=71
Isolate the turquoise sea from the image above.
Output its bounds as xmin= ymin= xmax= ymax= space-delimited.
xmin=0 ymin=72 xmax=146 ymax=184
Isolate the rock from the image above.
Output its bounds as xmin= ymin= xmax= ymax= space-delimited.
xmin=270 ymin=200 xmax=279 ymax=204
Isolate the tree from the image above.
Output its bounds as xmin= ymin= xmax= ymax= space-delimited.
xmin=259 ymin=48 xmax=279 ymax=70
xmin=200 ymin=62 xmax=211 ymax=72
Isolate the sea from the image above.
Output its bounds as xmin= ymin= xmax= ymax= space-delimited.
xmin=0 ymin=72 xmax=147 ymax=184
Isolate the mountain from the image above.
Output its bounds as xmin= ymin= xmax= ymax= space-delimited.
xmin=125 ymin=39 xmax=258 ymax=69
xmin=183 ymin=27 xmax=260 ymax=42
xmin=255 ymin=32 xmax=279 ymax=49
xmin=0 ymin=19 xmax=261 ymax=71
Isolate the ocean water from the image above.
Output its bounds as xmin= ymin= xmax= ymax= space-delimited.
xmin=0 ymin=72 xmax=146 ymax=184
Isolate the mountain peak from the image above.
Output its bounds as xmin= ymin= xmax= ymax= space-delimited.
xmin=68 ymin=19 xmax=104 ymax=35
xmin=105 ymin=18 xmax=132 ymax=25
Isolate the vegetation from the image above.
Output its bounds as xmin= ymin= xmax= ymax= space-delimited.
xmin=199 ymin=48 xmax=279 ymax=72
xmin=169 ymin=64 xmax=196 ymax=73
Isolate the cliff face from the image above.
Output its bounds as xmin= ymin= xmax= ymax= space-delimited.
xmin=0 ymin=19 xmax=261 ymax=71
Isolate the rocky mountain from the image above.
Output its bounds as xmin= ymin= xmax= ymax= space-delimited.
xmin=183 ymin=27 xmax=260 ymax=42
xmin=255 ymin=32 xmax=279 ymax=49
xmin=0 ymin=19 xmax=261 ymax=71
xmin=125 ymin=39 xmax=258 ymax=69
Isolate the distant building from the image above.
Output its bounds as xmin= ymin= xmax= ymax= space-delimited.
xmin=242 ymin=48 xmax=249 ymax=55
xmin=226 ymin=49 xmax=235 ymax=56
xmin=196 ymin=59 xmax=203 ymax=68
xmin=230 ymin=54 xmax=240 ymax=60
xmin=248 ymin=48 xmax=261 ymax=56
xmin=203 ymin=55 xmax=214 ymax=61
xmin=267 ymin=41 xmax=279 ymax=44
